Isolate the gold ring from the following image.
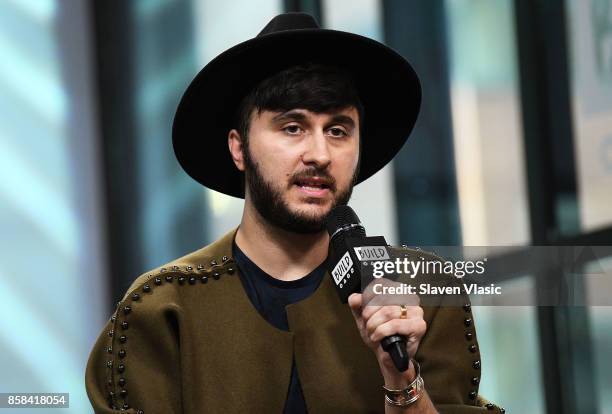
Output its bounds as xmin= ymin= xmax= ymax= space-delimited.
xmin=399 ymin=305 xmax=408 ymax=319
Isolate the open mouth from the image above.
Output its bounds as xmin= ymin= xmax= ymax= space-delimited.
xmin=293 ymin=176 xmax=333 ymax=196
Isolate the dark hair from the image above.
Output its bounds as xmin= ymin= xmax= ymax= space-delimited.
xmin=234 ymin=63 xmax=364 ymax=145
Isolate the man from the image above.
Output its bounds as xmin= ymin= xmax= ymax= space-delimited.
xmin=86 ymin=13 xmax=503 ymax=413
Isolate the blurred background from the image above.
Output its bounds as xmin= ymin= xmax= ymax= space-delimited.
xmin=1 ymin=0 xmax=611 ymax=413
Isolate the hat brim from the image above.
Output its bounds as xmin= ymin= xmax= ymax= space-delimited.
xmin=172 ymin=28 xmax=421 ymax=198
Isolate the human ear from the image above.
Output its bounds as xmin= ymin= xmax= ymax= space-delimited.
xmin=228 ymin=129 xmax=245 ymax=171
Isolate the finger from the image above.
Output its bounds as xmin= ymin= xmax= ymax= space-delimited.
xmin=370 ymin=318 xmax=427 ymax=344
xmin=362 ymin=278 xmax=421 ymax=307
xmin=347 ymin=293 xmax=363 ymax=322
xmin=365 ymin=305 xmax=424 ymax=337
xmin=409 ymin=305 xmax=424 ymax=319
xmin=365 ymin=306 xmax=398 ymax=337
xmin=348 ymin=293 xmax=362 ymax=311
xmin=362 ymin=302 xmax=422 ymax=321
xmin=361 ymin=304 xmax=383 ymax=321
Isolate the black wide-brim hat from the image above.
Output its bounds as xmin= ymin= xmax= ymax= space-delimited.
xmin=173 ymin=12 xmax=421 ymax=198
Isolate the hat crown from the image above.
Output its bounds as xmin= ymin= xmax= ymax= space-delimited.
xmin=258 ymin=12 xmax=320 ymax=36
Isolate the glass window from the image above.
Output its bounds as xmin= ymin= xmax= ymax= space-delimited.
xmin=444 ymin=1 xmax=544 ymax=411
xmin=590 ymin=306 xmax=612 ymax=413
xmin=131 ymin=0 xmax=209 ymax=267
xmin=445 ymin=0 xmax=530 ymax=246
xmin=566 ymin=0 xmax=612 ymax=232
xmin=0 ymin=0 xmax=106 ymax=411
xmin=585 ymin=257 xmax=612 ymax=412
xmin=472 ymin=291 xmax=545 ymax=413
xmin=323 ymin=0 xmax=382 ymax=40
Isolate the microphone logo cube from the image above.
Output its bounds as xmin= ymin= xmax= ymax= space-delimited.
xmin=332 ymin=251 xmax=354 ymax=287
xmin=353 ymin=246 xmax=390 ymax=261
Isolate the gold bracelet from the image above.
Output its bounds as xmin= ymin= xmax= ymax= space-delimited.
xmin=382 ymin=360 xmax=424 ymax=407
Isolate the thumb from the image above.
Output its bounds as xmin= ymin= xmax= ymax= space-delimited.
xmin=347 ymin=293 xmax=366 ymax=333
xmin=348 ymin=293 xmax=362 ymax=314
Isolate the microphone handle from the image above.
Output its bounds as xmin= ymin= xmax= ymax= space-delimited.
xmin=381 ymin=334 xmax=409 ymax=372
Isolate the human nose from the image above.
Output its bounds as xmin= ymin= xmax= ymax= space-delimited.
xmin=301 ymin=131 xmax=331 ymax=168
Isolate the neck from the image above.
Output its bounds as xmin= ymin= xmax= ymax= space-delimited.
xmin=235 ymin=202 xmax=329 ymax=281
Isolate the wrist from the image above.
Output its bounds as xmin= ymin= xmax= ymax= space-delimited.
xmin=379 ymin=359 xmax=417 ymax=389
xmin=381 ymin=359 xmax=425 ymax=408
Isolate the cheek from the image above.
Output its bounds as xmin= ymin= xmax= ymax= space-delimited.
xmin=335 ymin=150 xmax=359 ymax=183
xmin=252 ymin=146 xmax=297 ymax=183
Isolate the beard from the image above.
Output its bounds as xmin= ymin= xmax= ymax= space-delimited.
xmin=243 ymin=147 xmax=357 ymax=234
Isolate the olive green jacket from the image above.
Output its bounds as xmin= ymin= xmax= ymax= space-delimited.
xmin=86 ymin=229 xmax=503 ymax=413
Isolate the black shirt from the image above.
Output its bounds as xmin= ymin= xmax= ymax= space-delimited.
xmin=232 ymin=241 xmax=326 ymax=414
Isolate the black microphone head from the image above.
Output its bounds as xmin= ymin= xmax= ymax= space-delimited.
xmin=326 ymin=205 xmax=365 ymax=238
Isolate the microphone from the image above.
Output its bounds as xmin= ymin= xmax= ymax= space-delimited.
xmin=325 ymin=205 xmax=410 ymax=372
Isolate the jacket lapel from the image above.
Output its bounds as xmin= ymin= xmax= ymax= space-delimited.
xmin=287 ymin=276 xmax=383 ymax=413
xmin=188 ymin=229 xmax=294 ymax=412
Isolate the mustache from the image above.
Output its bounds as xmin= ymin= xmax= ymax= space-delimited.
xmin=290 ymin=168 xmax=337 ymax=192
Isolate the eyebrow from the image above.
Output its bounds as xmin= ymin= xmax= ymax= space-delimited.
xmin=271 ymin=110 xmax=357 ymax=129
xmin=328 ymin=114 xmax=356 ymax=129
xmin=271 ymin=110 xmax=307 ymax=123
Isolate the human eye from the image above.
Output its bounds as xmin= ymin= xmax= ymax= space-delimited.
xmin=327 ymin=126 xmax=348 ymax=138
xmin=283 ymin=124 xmax=303 ymax=135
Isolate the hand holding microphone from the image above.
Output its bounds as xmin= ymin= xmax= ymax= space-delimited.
xmin=325 ymin=206 xmax=427 ymax=375
xmin=347 ymin=291 xmax=426 ymax=384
